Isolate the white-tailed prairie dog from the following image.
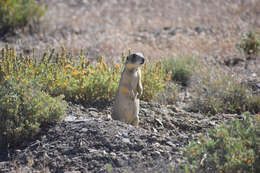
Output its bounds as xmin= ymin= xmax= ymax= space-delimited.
xmin=112 ymin=53 xmax=145 ymax=127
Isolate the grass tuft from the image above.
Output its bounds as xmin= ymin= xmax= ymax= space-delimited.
xmin=236 ymin=30 xmax=260 ymax=58
xmin=161 ymin=56 xmax=197 ymax=87
xmin=191 ymin=68 xmax=260 ymax=115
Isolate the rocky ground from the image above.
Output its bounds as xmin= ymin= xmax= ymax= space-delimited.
xmin=0 ymin=101 xmax=243 ymax=173
xmin=0 ymin=0 xmax=260 ymax=172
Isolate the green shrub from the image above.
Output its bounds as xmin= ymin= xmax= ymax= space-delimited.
xmin=0 ymin=46 xmax=167 ymax=104
xmin=161 ymin=56 xmax=197 ymax=86
xmin=184 ymin=112 xmax=259 ymax=173
xmin=141 ymin=60 xmax=166 ymax=101
xmin=0 ymin=0 xmax=45 ymax=34
xmin=191 ymin=70 xmax=260 ymax=115
xmin=236 ymin=31 xmax=260 ymax=57
xmin=0 ymin=78 xmax=66 ymax=147
xmin=47 ymin=56 xmax=121 ymax=104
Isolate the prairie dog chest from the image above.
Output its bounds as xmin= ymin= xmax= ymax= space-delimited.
xmin=131 ymin=70 xmax=139 ymax=81
xmin=124 ymin=70 xmax=139 ymax=87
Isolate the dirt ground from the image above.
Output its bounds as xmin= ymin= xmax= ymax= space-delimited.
xmin=0 ymin=0 xmax=260 ymax=172
xmin=0 ymin=101 xmax=244 ymax=173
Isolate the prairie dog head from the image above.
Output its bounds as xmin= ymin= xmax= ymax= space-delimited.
xmin=125 ymin=53 xmax=145 ymax=70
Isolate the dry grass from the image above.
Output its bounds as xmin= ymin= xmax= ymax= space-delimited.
xmin=190 ymin=62 xmax=260 ymax=115
xmin=1 ymin=0 xmax=259 ymax=61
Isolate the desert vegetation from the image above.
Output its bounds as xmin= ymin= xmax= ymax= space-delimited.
xmin=184 ymin=112 xmax=260 ymax=173
xmin=0 ymin=0 xmax=260 ymax=172
xmin=0 ymin=0 xmax=45 ymax=35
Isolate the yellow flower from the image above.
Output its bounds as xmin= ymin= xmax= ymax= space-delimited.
xmin=72 ymin=70 xmax=81 ymax=75
xmin=81 ymin=69 xmax=87 ymax=73
xmin=64 ymin=82 xmax=68 ymax=86
xmin=114 ymin=63 xmax=120 ymax=69
xmin=166 ymin=72 xmax=172 ymax=81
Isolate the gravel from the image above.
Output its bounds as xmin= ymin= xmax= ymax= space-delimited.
xmin=0 ymin=101 xmax=241 ymax=173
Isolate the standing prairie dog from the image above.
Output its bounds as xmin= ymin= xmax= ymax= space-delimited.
xmin=112 ymin=53 xmax=145 ymax=127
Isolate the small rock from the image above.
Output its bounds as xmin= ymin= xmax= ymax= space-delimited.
xmin=114 ymin=158 xmax=124 ymax=167
xmin=81 ymin=128 xmax=88 ymax=132
xmin=168 ymin=29 xmax=176 ymax=36
xmin=155 ymin=118 xmax=163 ymax=127
xmin=151 ymin=151 xmax=161 ymax=159
xmin=209 ymin=121 xmax=216 ymax=126
xmin=89 ymin=111 xmax=99 ymax=117
xmin=88 ymin=149 xmax=98 ymax=153
xmin=166 ymin=141 xmax=176 ymax=148
xmin=194 ymin=26 xmax=210 ymax=34
xmin=167 ymin=105 xmax=181 ymax=113
xmin=152 ymin=128 xmax=158 ymax=133
xmin=152 ymin=142 xmax=160 ymax=147
xmin=65 ymin=114 xmax=77 ymax=121
xmin=88 ymin=108 xmax=98 ymax=112
xmin=122 ymin=138 xmax=130 ymax=144
xmin=110 ymin=152 xmax=116 ymax=157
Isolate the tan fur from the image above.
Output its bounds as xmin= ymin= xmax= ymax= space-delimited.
xmin=112 ymin=53 xmax=145 ymax=127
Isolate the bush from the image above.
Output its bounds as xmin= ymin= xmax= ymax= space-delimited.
xmin=191 ymin=70 xmax=260 ymax=115
xmin=236 ymin=31 xmax=260 ymax=57
xmin=184 ymin=112 xmax=259 ymax=173
xmin=161 ymin=56 xmax=197 ymax=86
xmin=0 ymin=78 xmax=66 ymax=147
xmin=0 ymin=46 xmax=167 ymax=104
xmin=48 ymin=55 xmax=121 ymax=104
xmin=0 ymin=0 xmax=45 ymax=34
xmin=141 ymin=60 xmax=166 ymax=101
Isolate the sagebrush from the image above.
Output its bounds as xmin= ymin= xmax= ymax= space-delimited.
xmin=0 ymin=78 xmax=66 ymax=147
xmin=191 ymin=68 xmax=260 ymax=115
xmin=184 ymin=112 xmax=260 ymax=173
xmin=161 ymin=56 xmax=197 ymax=86
xmin=0 ymin=0 xmax=45 ymax=34
xmin=236 ymin=31 xmax=260 ymax=57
